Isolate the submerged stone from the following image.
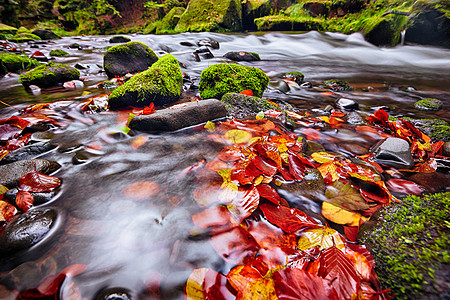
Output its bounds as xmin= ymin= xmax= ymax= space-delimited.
xmin=324 ymin=79 xmax=353 ymax=91
xmin=19 ymin=62 xmax=80 ymax=89
xmin=224 ymin=51 xmax=260 ymax=62
xmin=413 ymin=98 xmax=443 ymax=111
xmin=0 ymin=142 xmax=56 ymax=165
xmin=199 ymin=63 xmax=269 ymax=99
xmin=370 ymin=137 xmax=414 ymax=169
xmin=109 ymin=35 xmax=131 ymax=43
xmin=0 ymin=208 xmax=57 ymax=254
xmin=108 ymin=54 xmax=183 ymax=110
xmin=0 ymin=159 xmax=61 ymax=188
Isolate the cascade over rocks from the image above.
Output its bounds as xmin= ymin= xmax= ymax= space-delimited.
xmin=103 ymin=41 xmax=159 ymax=78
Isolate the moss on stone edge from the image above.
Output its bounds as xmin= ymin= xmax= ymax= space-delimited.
xmin=0 ymin=23 xmax=18 ymax=35
xmin=108 ymin=54 xmax=183 ymax=109
xmin=0 ymin=53 xmax=40 ymax=75
xmin=358 ymin=192 xmax=450 ymax=299
xmin=49 ymin=49 xmax=69 ymax=56
xmin=156 ymin=6 xmax=186 ymax=34
xmin=199 ymin=63 xmax=269 ymax=100
xmin=324 ymin=79 xmax=353 ymax=91
xmin=19 ymin=62 xmax=80 ymax=89
xmin=414 ymin=98 xmax=443 ymax=111
xmin=9 ymin=32 xmax=42 ymax=42
xmin=221 ymin=92 xmax=278 ymax=118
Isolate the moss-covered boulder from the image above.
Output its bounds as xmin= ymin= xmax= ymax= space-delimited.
xmin=199 ymin=63 xmax=269 ymax=99
xmin=254 ymin=15 xmax=324 ymax=31
xmin=405 ymin=0 xmax=450 ymax=48
xmin=221 ymin=93 xmax=279 ymax=119
xmin=364 ymin=14 xmax=408 ymax=46
xmin=32 ymin=29 xmax=61 ymax=40
xmin=0 ymin=53 xmax=40 ymax=75
xmin=0 ymin=23 xmax=18 ymax=35
xmin=103 ymin=41 xmax=158 ymax=78
xmin=414 ymin=98 xmax=443 ymax=111
xmin=9 ymin=32 xmax=41 ymax=43
xmin=49 ymin=49 xmax=69 ymax=57
xmin=108 ymin=54 xmax=183 ymax=110
xmin=358 ymin=192 xmax=450 ymax=299
xmin=175 ymin=0 xmax=242 ymax=32
xmin=242 ymin=0 xmax=271 ymax=30
xmin=19 ymin=62 xmax=80 ymax=89
xmin=283 ymin=71 xmax=305 ymax=85
xmin=156 ymin=6 xmax=186 ymax=33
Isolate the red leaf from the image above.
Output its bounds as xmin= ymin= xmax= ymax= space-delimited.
xmin=192 ymin=206 xmax=233 ymax=229
xmin=0 ymin=124 xmax=22 ymax=141
xmin=227 ymin=259 xmax=269 ymax=292
xmin=273 ymin=268 xmax=339 ymax=300
xmin=240 ymin=90 xmax=253 ymax=96
xmin=256 ymin=184 xmax=284 ymax=205
xmin=359 ymin=182 xmax=390 ymax=205
xmin=185 ymin=268 xmax=235 ymax=300
xmin=252 ymin=155 xmax=278 ymax=177
xmin=141 ymin=103 xmax=155 ymax=115
xmin=30 ymin=51 xmax=45 ymax=58
xmin=368 ymin=109 xmax=389 ymax=124
xmin=228 ymin=186 xmax=260 ymax=222
xmin=0 ymin=200 xmax=17 ymax=222
xmin=260 ymin=203 xmax=320 ymax=234
xmin=16 ymin=190 xmax=34 ymax=211
xmin=4 ymin=133 xmax=31 ymax=151
xmin=386 ymin=179 xmax=423 ymax=195
xmin=301 ymin=128 xmax=321 ymax=141
xmin=19 ymin=171 xmax=61 ymax=193
xmin=318 ymin=247 xmax=361 ymax=300
xmin=288 ymin=153 xmax=305 ymax=181
xmin=343 ymin=225 xmax=359 ymax=243
xmin=331 ymin=111 xmax=346 ymax=118
xmin=0 ymin=116 xmax=30 ymax=128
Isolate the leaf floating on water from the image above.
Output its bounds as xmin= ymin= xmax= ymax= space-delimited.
xmin=322 ymin=202 xmax=366 ymax=227
xmin=131 ymin=135 xmax=149 ymax=150
xmin=325 ymin=180 xmax=370 ymax=211
xmin=225 ymin=129 xmax=253 ymax=144
xmin=0 ymin=200 xmax=17 ymax=222
xmin=311 ymin=152 xmax=336 ymax=164
xmin=260 ymin=203 xmax=320 ymax=234
xmin=185 ymin=268 xmax=234 ymax=300
xmin=19 ymin=171 xmax=61 ymax=193
xmin=15 ymin=190 xmax=34 ymax=212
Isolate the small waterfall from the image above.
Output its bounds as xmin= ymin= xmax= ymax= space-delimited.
xmin=400 ymin=29 xmax=406 ymax=45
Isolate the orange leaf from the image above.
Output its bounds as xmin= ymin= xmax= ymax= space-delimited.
xmin=16 ymin=190 xmax=34 ymax=212
xmin=122 ymin=181 xmax=159 ymax=200
xmin=240 ymin=90 xmax=253 ymax=96
xmin=0 ymin=200 xmax=17 ymax=222
xmin=141 ymin=103 xmax=155 ymax=115
xmin=131 ymin=135 xmax=149 ymax=150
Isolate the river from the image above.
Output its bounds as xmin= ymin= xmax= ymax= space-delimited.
xmin=0 ymin=31 xmax=449 ymax=299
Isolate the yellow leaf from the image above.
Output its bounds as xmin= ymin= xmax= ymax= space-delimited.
xmin=0 ymin=185 xmax=8 ymax=195
xmin=204 ymin=121 xmax=215 ymax=132
xmin=297 ymin=227 xmax=345 ymax=251
xmin=218 ymin=169 xmax=232 ymax=182
xmin=126 ymin=113 xmax=136 ymax=126
xmin=311 ymin=152 xmax=336 ymax=164
xmin=225 ymin=130 xmax=252 ymax=144
xmin=277 ymin=143 xmax=288 ymax=153
xmin=318 ymin=162 xmax=340 ymax=183
xmin=185 ymin=268 xmax=208 ymax=300
xmin=254 ymin=175 xmax=264 ymax=185
xmin=237 ymin=278 xmax=278 ymax=300
xmin=256 ymin=111 xmax=265 ymax=120
xmin=322 ymin=202 xmax=366 ymax=226
xmin=417 ymin=141 xmax=431 ymax=151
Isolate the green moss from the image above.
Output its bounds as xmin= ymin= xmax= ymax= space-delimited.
xmin=283 ymin=71 xmax=305 ymax=84
xmin=9 ymin=32 xmax=42 ymax=42
xmin=155 ymin=6 xmax=185 ymax=33
xmin=0 ymin=23 xmax=18 ymax=35
xmin=414 ymin=98 xmax=443 ymax=111
xmin=198 ymin=63 xmax=269 ymax=100
xmin=176 ymin=0 xmax=242 ymax=32
xmin=324 ymin=79 xmax=353 ymax=91
xmin=254 ymin=15 xmax=325 ymax=31
xmin=0 ymin=53 xmax=40 ymax=75
xmin=108 ymin=54 xmax=183 ymax=109
xmin=221 ymin=92 xmax=279 ymax=118
xmin=19 ymin=62 xmax=80 ymax=89
xmin=32 ymin=21 xmax=73 ymax=37
xmin=50 ymin=49 xmax=69 ymax=56
xmin=359 ymin=192 xmax=450 ymax=299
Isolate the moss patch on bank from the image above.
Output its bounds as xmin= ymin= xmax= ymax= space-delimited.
xmin=358 ymin=192 xmax=450 ymax=299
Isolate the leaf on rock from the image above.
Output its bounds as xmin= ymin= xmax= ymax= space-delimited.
xmin=386 ymin=178 xmax=423 ymax=195
xmin=297 ymin=227 xmax=345 ymax=251
xmin=260 ymin=203 xmax=320 ymax=234
xmin=322 ymin=202 xmax=366 ymax=227
xmin=141 ymin=103 xmax=155 ymax=115
xmin=273 ymin=268 xmax=339 ymax=300
xmin=122 ymin=181 xmax=159 ymax=200
xmin=240 ymin=90 xmax=253 ymax=96
xmin=318 ymin=162 xmax=340 ymax=184
xmin=325 ymin=180 xmax=370 ymax=211
xmin=288 ymin=153 xmax=305 ymax=181
xmin=19 ymin=171 xmax=61 ymax=193
xmin=16 ymin=190 xmax=34 ymax=212
xmin=0 ymin=200 xmax=17 ymax=222
xmin=311 ymin=152 xmax=336 ymax=164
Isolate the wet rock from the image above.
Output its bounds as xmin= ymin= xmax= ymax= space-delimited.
xmin=0 ymin=208 xmax=57 ymax=254
xmin=197 ymin=38 xmax=220 ymax=49
xmin=364 ymin=14 xmax=407 ymax=46
xmin=300 ymin=82 xmax=312 ymax=88
xmin=109 ymin=35 xmax=131 ymax=43
xmin=193 ymin=46 xmax=214 ymax=60
xmin=224 ymin=51 xmax=260 ymax=62
xmin=63 ymin=80 xmax=84 ymax=90
xmin=0 ymin=53 xmax=39 ymax=75
xmin=158 ymin=44 xmax=175 ymax=53
xmin=94 ymin=287 xmax=133 ymax=300
xmin=443 ymin=142 xmax=450 ymax=157
xmin=49 ymin=49 xmax=69 ymax=57
xmin=19 ymin=62 xmax=80 ymax=90
xmin=108 ymin=54 xmax=182 ymax=110
xmin=324 ymin=79 xmax=353 ymax=91
xmin=199 ymin=63 xmax=269 ymax=99
xmin=304 ymin=2 xmax=329 ymax=16
xmin=269 ymin=80 xmax=290 ymax=93
xmin=241 ymin=0 xmax=271 ymax=30
xmin=3 ymin=188 xmax=57 ymax=206
xmin=370 ymin=137 xmax=414 ymax=169
xmin=403 ymin=118 xmax=450 ymax=142
xmin=129 ymin=99 xmax=226 ymax=132
xmin=31 ymin=29 xmax=60 ymax=40
xmin=31 ymin=131 xmax=54 ymax=142
xmin=345 ymin=111 xmax=364 ymax=125
xmin=413 ymin=98 xmax=442 ymax=111
xmin=103 ymin=41 xmax=158 ymax=78
xmin=0 ymin=159 xmax=61 ymax=188
xmin=180 ymin=41 xmax=196 ymax=47
xmin=221 ymin=93 xmax=279 ymax=119
xmin=0 ymin=142 xmax=56 ymax=165
xmin=0 ymin=261 xmax=43 ymax=291
xmin=72 ymin=148 xmax=103 ymax=165
xmin=69 ymin=43 xmax=83 ymax=49
xmin=337 ymin=98 xmax=359 ymax=110
xmin=282 ymin=71 xmax=304 ymax=85
xmin=254 ymin=16 xmax=323 ymax=31
xmin=408 ymin=172 xmax=450 ymax=193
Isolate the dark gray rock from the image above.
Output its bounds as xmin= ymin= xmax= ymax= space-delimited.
xmin=3 ymin=188 xmax=57 ymax=206
xmin=221 ymin=93 xmax=279 ymax=119
xmin=269 ymin=80 xmax=290 ymax=93
xmin=197 ymin=38 xmax=220 ymax=49
xmin=346 ymin=111 xmax=364 ymax=125
xmin=337 ymin=98 xmax=359 ymax=110
xmin=300 ymin=82 xmax=312 ymax=88
xmin=94 ymin=287 xmax=133 ymax=300
xmin=224 ymin=51 xmax=260 ymax=62
xmin=103 ymin=41 xmax=158 ymax=78
xmin=0 ymin=208 xmax=57 ymax=254
xmin=370 ymin=137 xmax=414 ymax=169
xmin=109 ymin=36 xmax=131 ymax=43
xmin=180 ymin=41 xmax=196 ymax=47
xmin=443 ymin=142 xmax=450 ymax=157
xmin=193 ymin=46 xmax=214 ymax=60
xmin=282 ymin=71 xmax=304 ymax=85
xmin=31 ymin=29 xmax=60 ymax=40
xmin=129 ymin=99 xmax=226 ymax=132
xmin=0 ymin=142 xmax=56 ymax=165
xmin=0 ymin=159 xmax=61 ymax=188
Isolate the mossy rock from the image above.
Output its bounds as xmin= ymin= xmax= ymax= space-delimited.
xmin=324 ymin=79 xmax=353 ymax=91
xmin=176 ymin=0 xmax=242 ymax=32
xmin=414 ymin=98 xmax=443 ymax=111
xmin=405 ymin=0 xmax=450 ymax=48
xmin=156 ymin=6 xmax=186 ymax=34
xmin=9 ymin=32 xmax=42 ymax=43
xmin=364 ymin=14 xmax=408 ymax=46
xmin=199 ymin=63 xmax=269 ymax=99
xmin=49 ymin=49 xmax=69 ymax=57
xmin=358 ymin=192 xmax=450 ymax=299
xmin=242 ymin=0 xmax=271 ymax=30
xmin=254 ymin=15 xmax=324 ymax=31
xmin=103 ymin=41 xmax=159 ymax=78
xmin=0 ymin=53 xmax=40 ymax=75
xmin=402 ymin=118 xmax=450 ymax=142
xmin=0 ymin=23 xmax=18 ymax=35
xmin=108 ymin=54 xmax=183 ymax=110
xmin=32 ymin=29 xmax=61 ymax=40
xmin=19 ymin=62 xmax=80 ymax=89
xmin=221 ymin=92 xmax=278 ymax=118
xmin=283 ymin=71 xmax=305 ymax=85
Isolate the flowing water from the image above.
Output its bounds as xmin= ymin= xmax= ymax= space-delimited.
xmin=0 ymin=31 xmax=449 ymax=299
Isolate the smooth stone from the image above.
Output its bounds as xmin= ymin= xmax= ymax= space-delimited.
xmin=337 ymin=98 xmax=359 ymax=110
xmin=31 ymin=29 xmax=60 ymax=40
xmin=0 ymin=159 xmax=61 ymax=188
xmin=414 ymin=98 xmax=443 ymax=111
xmin=180 ymin=41 xmax=196 ymax=47
xmin=129 ymin=99 xmax=226 ymax=132
xmin=300 ymin=82 xmax=312 ymax=88
xmin=370 ymin=137 xmax=414 ymax=169
xmin=193 ymin=46 xmax=214 ymax=59
xmin=197 ymin=38 xmax=219 ymax=49
xmin=443 ymin=142 xmax=450 ymax=157
xmin=31 ymin=131 xmax=54 ymax=142
xmin=408 ymin=172 xmax=450 ymax=193
xmin=0 ymin=142 xmax=56 ymax=165
xmin=109 ymin=36 xmax=131 ymax=43
xmin=0 ymin=208 xmax=57 ymax=254
xmin=3 ymin=188 xmax=57 ymax=206
xmin=346 ymin=111 xmax=364 ymax=125
xmin=223 ymin=51 xmax=260 ymax=62
xmin=269 ymin=80 xmax=290 ymax=93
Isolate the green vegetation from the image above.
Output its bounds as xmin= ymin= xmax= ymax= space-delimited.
xmin=199 ymin=63 xmax=269 ymax=99
xmin=50 ymin=49 xmax=69 ymax=57
xmin=414 ymin=98 xmax=443 ymax=111
xmin=0 ymin=23 xmax=18 ymax=35
xmin=221 ymin=92 xmax=279 ymax=118
xmin=9 ymin=32 xmax=41 ymax=42
xmin=359 ymin=192 xmax=450 ymax=299
xmin=0 ymin=53 xmax=40 ymax=75
xmin=19 ymin=62 xmax=80 ymax=89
